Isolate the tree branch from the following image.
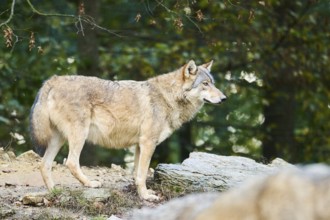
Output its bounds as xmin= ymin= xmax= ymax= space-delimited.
xmin=26 ymin=0 xmax=75 ymax=18
xmin=155 ymin=0 xmax=203 ymax=34
xmin=184 ymin=15 xmax=203 ymax=34
xmin=0 ymin=0 xmax=16 ymax=28
xmin=272 ymin=1 xmax=312 ymax=51
xmin=26 ymin=0 xmax=123 ymax=37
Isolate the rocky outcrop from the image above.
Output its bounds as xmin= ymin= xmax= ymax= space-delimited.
xmin=154 ymin=152 xmax=293 ymax=194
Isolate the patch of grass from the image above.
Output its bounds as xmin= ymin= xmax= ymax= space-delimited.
xmin=91 ymin=216 xmax=108 ymax=220
xmin=46 ymin=187 xmax=142 ymax=217
xmin=104 ymin=189 xmax=142 ymax=216
xmin=34 ymin=211 xmax=75 ymax=220
xmin=50 ymin=187 xmax=65 ymax=197
xmin=151 ymin=176 xmax=218 ymax=200
xmin=46 ymin=188 xmax=89 ymax=214
xmin=152 ymin=182 xmax=187 ymax=200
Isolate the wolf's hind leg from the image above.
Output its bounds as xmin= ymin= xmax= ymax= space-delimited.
xmin=66 ymin=133 xmax=101 ymax=188
xmin=40 ymin=132 xmax=64 ymax=191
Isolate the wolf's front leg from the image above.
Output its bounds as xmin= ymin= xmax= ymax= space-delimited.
xmin=135 ymin=140 xmax=159 ymax=201
xmin=133 ymin=145 xmax=140 ymax=180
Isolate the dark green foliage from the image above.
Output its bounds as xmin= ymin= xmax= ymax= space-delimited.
xmin=0 ymin=0 xmax=329 ymax=164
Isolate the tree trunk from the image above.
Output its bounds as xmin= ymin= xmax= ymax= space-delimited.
xmin=77 ymin=0 xmax=100 ymax=76
xmin=261 ymin=1 xmax=300 ymax=163
xmin=262 ymin=78 xmax=296 ymax=162
xmin=178 ymin=124 xmax=193 ymax=161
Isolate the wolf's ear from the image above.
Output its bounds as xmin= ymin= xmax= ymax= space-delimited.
xmin=184 ymin=60 xmax=197 ymax=78
xmin=203 ymin=60 xmax=214 ymax=71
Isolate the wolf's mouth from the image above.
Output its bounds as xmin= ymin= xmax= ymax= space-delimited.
xmin=203 ymin=99 xmax=221 ymax=105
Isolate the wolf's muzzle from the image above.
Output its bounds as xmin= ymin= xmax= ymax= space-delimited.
xmin=204 ymin=96 xmax=227 ymax=104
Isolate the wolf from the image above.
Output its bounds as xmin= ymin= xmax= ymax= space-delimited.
xmin=30 ymin=60 xmax=227 ymax=201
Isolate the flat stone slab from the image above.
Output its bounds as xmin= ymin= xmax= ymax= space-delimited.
xmin=154 ymin=152 xmax=294 ymax=192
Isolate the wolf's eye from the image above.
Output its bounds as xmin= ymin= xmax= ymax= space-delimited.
xmin=203 ymin=81 xmax=209 ymax=86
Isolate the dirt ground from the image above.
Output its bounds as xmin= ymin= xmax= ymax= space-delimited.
xmin=0 ymin=148 xmax=161 ymax=219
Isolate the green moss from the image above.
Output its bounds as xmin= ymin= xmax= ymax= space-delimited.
xmin=49 ymin=187 xmax=65 ymax=197
xmin=101 ymin=189 xmax=142 ymax=216
xmin=34 ymin=212 xmax=75 ymax=220
xmin=152 ymin=182 xmax=187 ymax=199
xmin=91 ymin=216 xmax=108 ymax=220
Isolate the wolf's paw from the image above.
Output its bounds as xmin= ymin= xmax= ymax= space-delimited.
xmin=141 ymin=193 xmax=160 ymax=202
xmin=85 ymin=180 xmax=102 ymax=188
xmin=140 ymin=189 xmax=160 ymax=201
xmin=147 ymin=189 xmax=157 ymax=195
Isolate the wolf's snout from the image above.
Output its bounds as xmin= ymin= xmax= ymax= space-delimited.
xmin=219 ymin=93 xmax=227 ymax=103
xmin=204 ymin=91 xmax=227 ymax=104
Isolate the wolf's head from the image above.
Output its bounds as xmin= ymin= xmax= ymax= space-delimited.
xmin=182 ymin=60 xmax=227 ymax=104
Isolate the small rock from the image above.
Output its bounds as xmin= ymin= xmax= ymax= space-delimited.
xmin=82 ymin=188 xmax=112 ymax=202
xmin=17 ymin=150 xmax=41 ymax=162
xmin=43 ymin=198 xmax=51 ymax=207
xmin=22 ymin=193 xmax=47 ymax=206
xmin=108 ymin=214 xmax=122 ymax=220
xmin=111 ymin=164 xmax=124 ymax=171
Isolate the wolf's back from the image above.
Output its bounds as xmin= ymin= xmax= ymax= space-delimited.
xmin=29 ymin=78 xmax=54 ymax=156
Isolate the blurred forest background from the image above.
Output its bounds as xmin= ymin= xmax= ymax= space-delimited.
xmin=0 ymin=0 xmax=329 ymax=167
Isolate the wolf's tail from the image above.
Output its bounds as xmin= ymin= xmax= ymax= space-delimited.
xmin=29 ymin=79 xmax=53 ymax=156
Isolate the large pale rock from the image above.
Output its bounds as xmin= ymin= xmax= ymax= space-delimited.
xmin=196 ymin=164 xmax=330 ymax=220
xmin=131 ymin=164 xmax=330 ymax=220
xmin=130 ymin=193 xmax=219 ymax=220
xmin=154 ymin=152 xmax=293 ymax=192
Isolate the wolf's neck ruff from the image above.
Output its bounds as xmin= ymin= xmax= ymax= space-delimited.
xmin=147 ymin=67 xmax=204 ymax=129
